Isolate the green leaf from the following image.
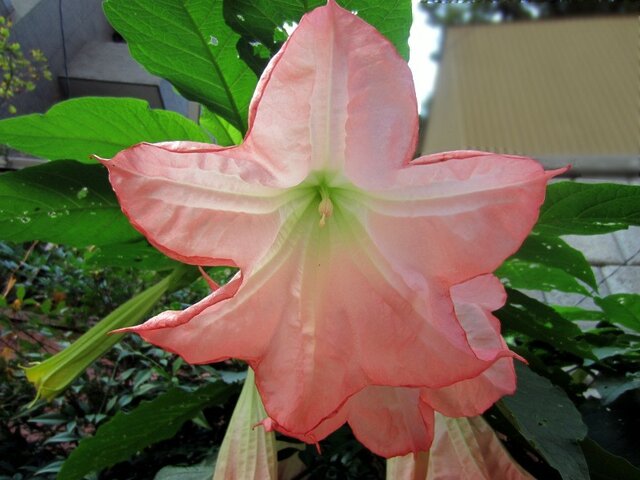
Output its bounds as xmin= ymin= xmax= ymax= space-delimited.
xmin=497 ymin=363 xmax=589 ymax=480
xmin=200 ymin=108 xmax=243 ymax=146
xmin=104 ymin=0 xmax=257 ymax=133
xmin=58 ymin=383 xmax=234 ymax=480
xmin=507 ymin=234 xmax=597 ymax=290
xmin=224 ymin=0 xmax=412 ymax=69
xmin=0 ymin=97 xmax=209 ymax=162
xmin=0 ymin=161 xmax=140 ymax=246
xmin=85 ymin=239 xmax=178 ymax=271
xmin=497 ymin=259 xmax=590 ymax=295
xmin=536 ymin=182 xmax=640 ymax=235
xmin=496 ymin=289 xmax=595 ymax=359
xmin=581 ymin=438 xmax=640 ymax=480
xmin=553 ymin=306 xmax=606 ymax=322
xmin=596 ymin=294 xmax=640 ymax=333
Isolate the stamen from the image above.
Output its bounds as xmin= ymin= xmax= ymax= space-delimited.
xmin=318 ymin=187 xmax=333 ymax=227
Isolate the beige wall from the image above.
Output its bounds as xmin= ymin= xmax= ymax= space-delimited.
xmin=421 ymin=16 xmax=639 ymax=171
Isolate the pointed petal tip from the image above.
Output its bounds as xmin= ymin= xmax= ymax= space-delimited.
xmin=546 ymin=164 xmax=571 ymax=180
xmin=254 ymin=417 xmax=276 ymax=432
xmin=91 ymin=154 xmax=108 ymax=165
xmin=198 ymin=266 xmax=220 ymax=291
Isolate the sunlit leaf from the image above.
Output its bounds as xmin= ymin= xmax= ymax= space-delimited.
xmin=200 ymin=108 xmax=243 ymax=146
xmin=0 ymin=97 xmax=209 ymax=162
xmin=536 ymin=182 xmax=640 ymax=235
xmin=104 ymin=0 xmax=257 ymax=133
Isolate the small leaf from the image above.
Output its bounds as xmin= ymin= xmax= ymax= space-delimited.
xmin=496 ymin=289 xmax=595 ymax=359
xmin=58 ymin=383 xmax=235 ymax=480
xmin=596 ymin=294 xmax=640 ymax=333
xmin=44 ymin=431 xmax=79 ymax=444
xmin=0 ymin=97 xmax=209 ymax=162
xmin=536 ymin=182 xmax=640 ymax=235
xmin=497 ymin=364 xmax=589 ymax=480
xmin=104 ymin=0 xmax=258 ymax=133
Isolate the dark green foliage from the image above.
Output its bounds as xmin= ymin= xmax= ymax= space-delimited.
xmin=497 ymin=364 xmax=589 ymax=480
xmin=58 ymin=383 xmax=235 ymax=480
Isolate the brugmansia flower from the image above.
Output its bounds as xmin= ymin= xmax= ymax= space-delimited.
xmin=386 ymin=414 xmax=533 ymax=479
xmin=102 ymin=0 xmax=563 ymax=456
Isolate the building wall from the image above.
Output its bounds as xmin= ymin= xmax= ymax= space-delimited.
xmin=421 ymin=16 xmax=639 ymax=173
xmin=6 ymin=0 xmax=113 ymax=115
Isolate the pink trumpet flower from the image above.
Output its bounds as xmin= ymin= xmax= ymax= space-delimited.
xmin=101 ymin=0 xmax=564 ymax=455
xmin=387 ymin=414 xmax=533 ymax=479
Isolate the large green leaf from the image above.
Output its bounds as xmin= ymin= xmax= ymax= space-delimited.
xmin=0 ymin=161 xmax=140 ymax=246
xmin=582 ymin=438 xmax=640 ymax=480
xmin=496 ymin=289 xmax=595 ymax=359
xmin=58 ymin=382 xmax=235 ymax=480
xmin=536 ymin=182 xmax=640 ymax=235
xmin=497 ymin=364 xmax=589 ymax=480
xmin=596 ymin=294 xmax=640 ymax=333
xmin=0 ymin=97 xmax=209 ymax=162
xmin=104 ymin=0 xmax=257 ymax=133
xmin=224 ymin=0 xmax=412 ymax=75
xmin=505 ymin=234 xmax=597 ymax=290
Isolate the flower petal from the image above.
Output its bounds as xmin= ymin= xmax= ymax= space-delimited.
xmin=356 ymin=151 xmax=567 ymax=285
xmin=345 ymin=387 xmax=435 ymax=458
xmin=102 ymin=142 xmax=311 ymax=272
xmin=280 ymin=386 xmax=435 ymax=459
xmin=126 ymin=205 xmax=511 ymax=437
xmin=422 ymin=275 xmax=517 ymax=416
xmin=243 ymin=0 xmax=418 ymax=187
